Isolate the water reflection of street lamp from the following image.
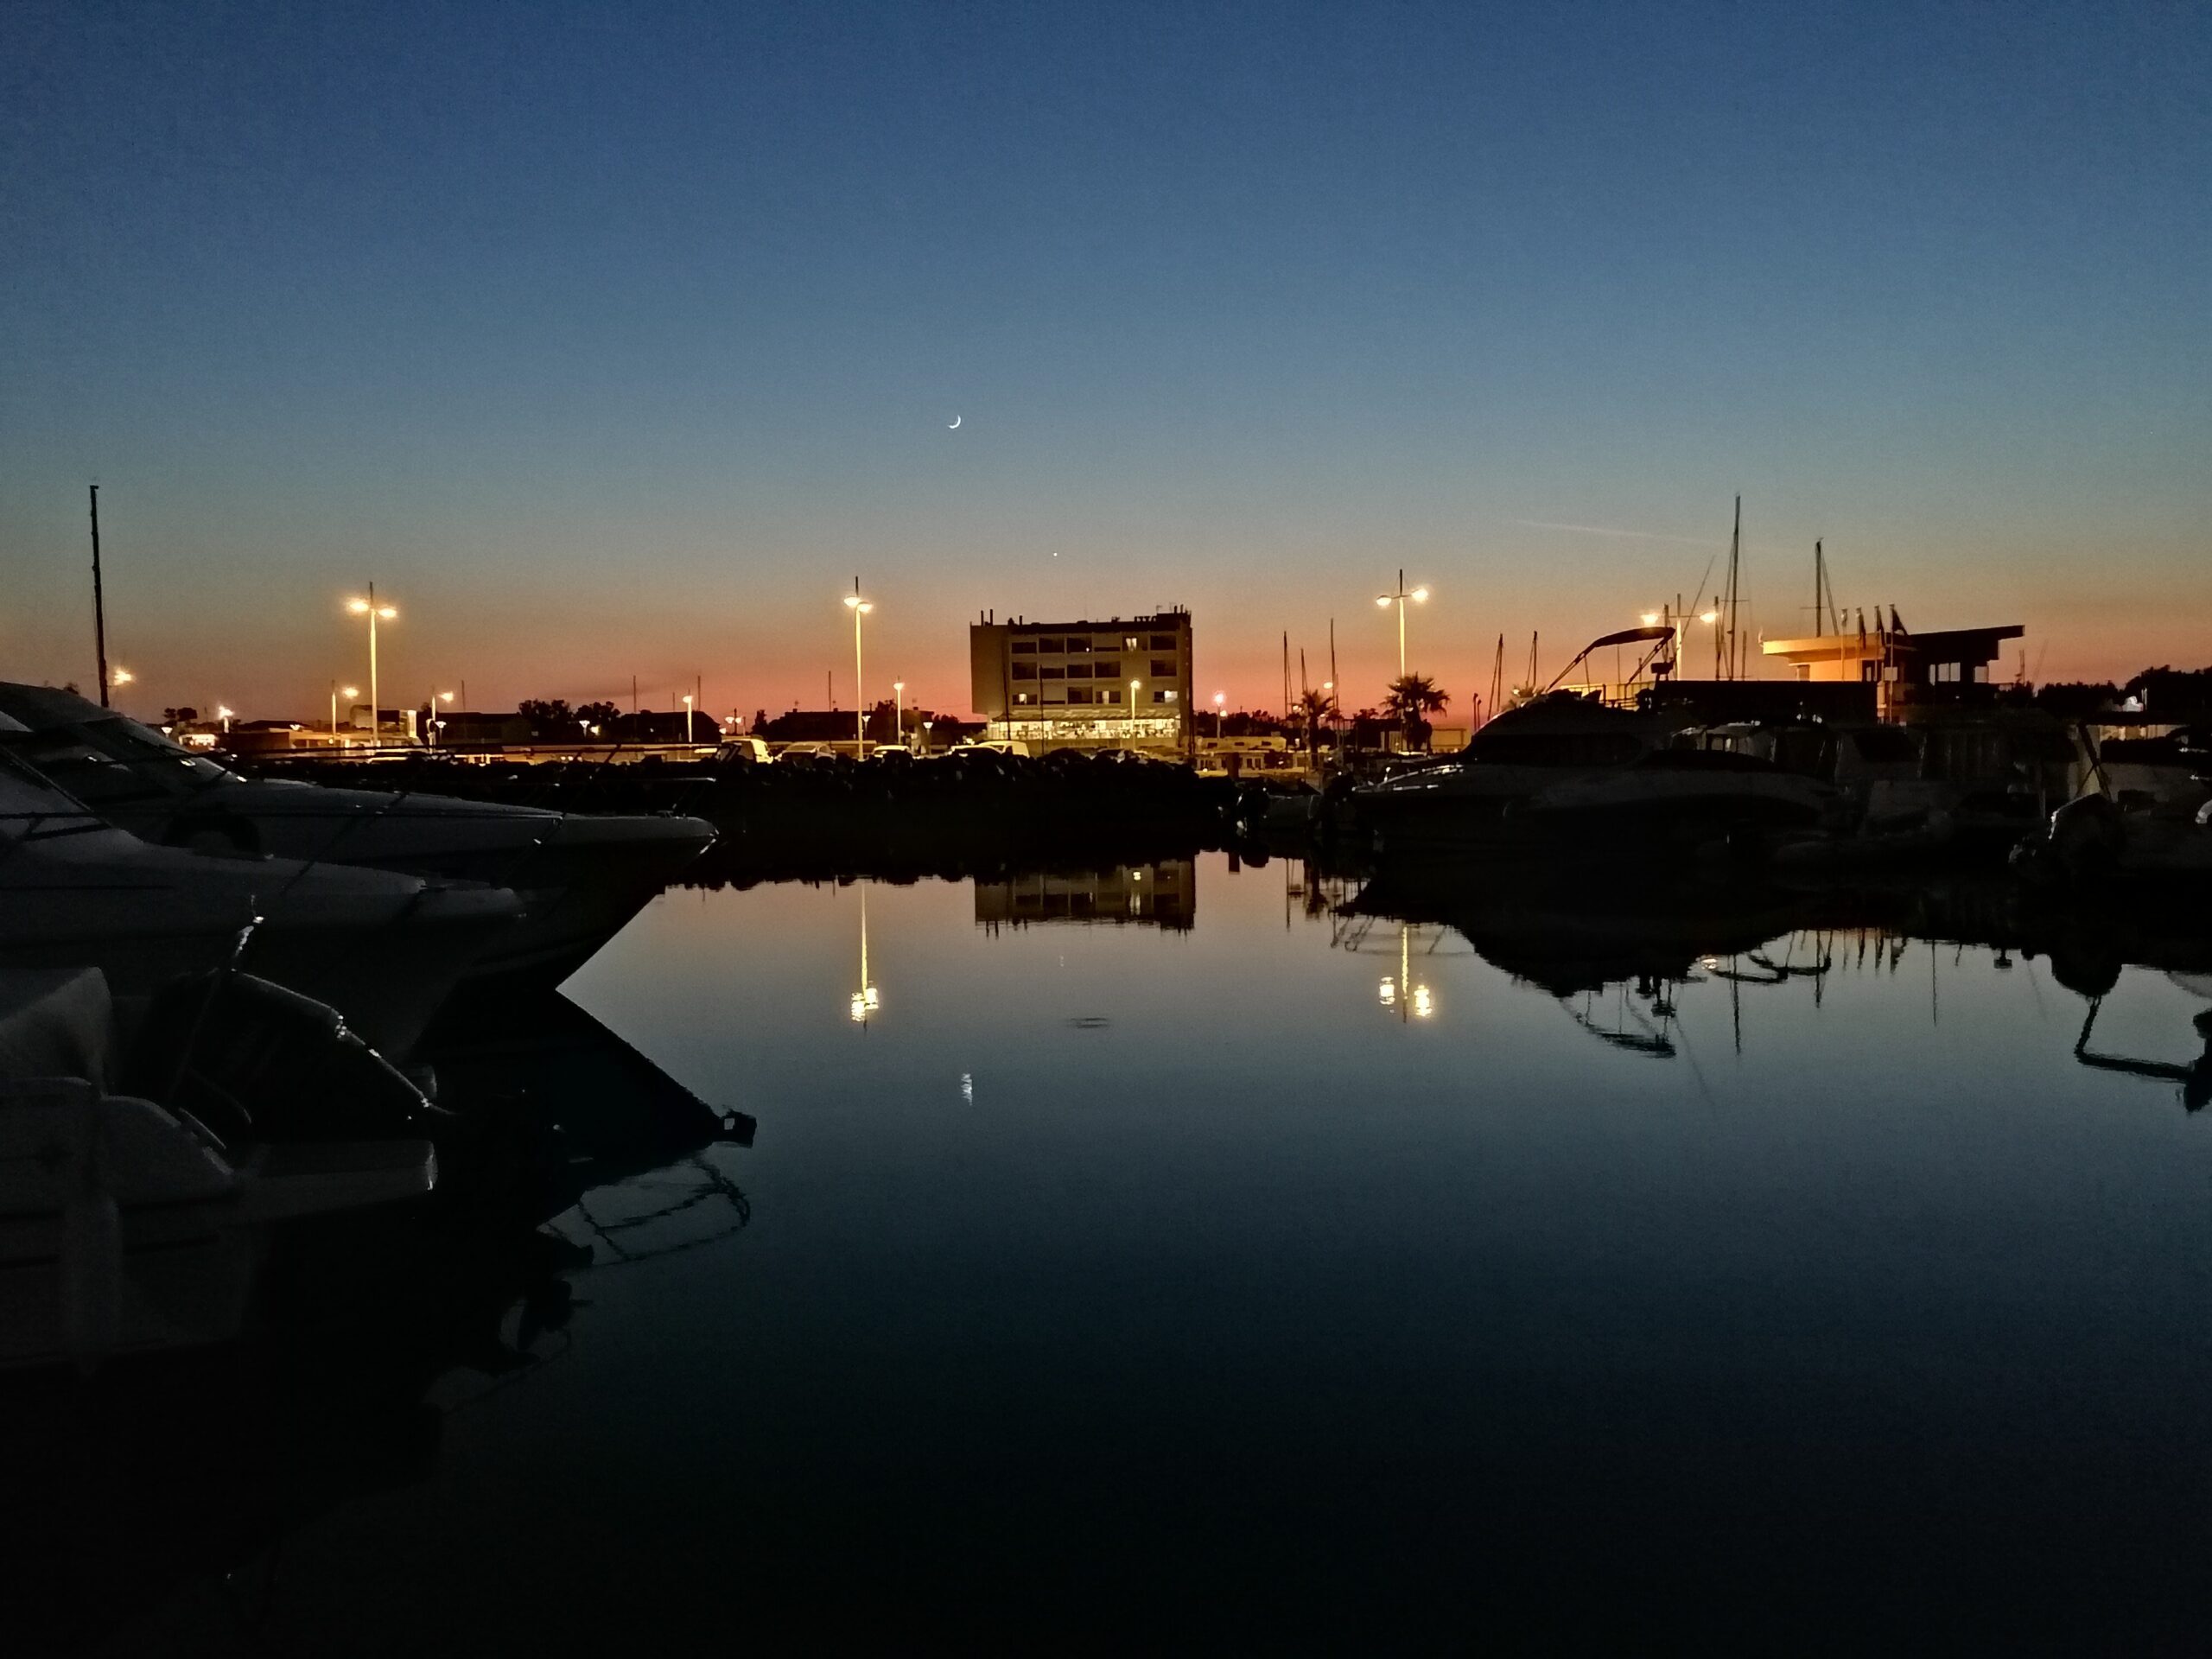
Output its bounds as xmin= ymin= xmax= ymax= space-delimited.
xmin=849 ymin=887 xmax=879 ymax=1026
xmin=1379 ymin=925 xmax=1433 ymax=1022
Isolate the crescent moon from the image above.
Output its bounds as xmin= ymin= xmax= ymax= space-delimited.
xmin=948 ymin=416 xmax=961 ymax=429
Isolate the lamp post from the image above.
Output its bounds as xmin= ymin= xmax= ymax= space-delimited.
xmin=682 ymin=692 xmax=696 ymax=746
xmin=427 ymin=690 xmax=454 ymax=747
xmin=1213 ymin=691 xmax=1225 ymax=741
xmin=1376 ymin=569 xmax=1429 ymax=680
xmin=843 ymin=579 xmax=873 ymax=753
xmin=331 ymin=683 xmax=358 ymax=741
xmin=346 ymin=586 xmax=397 ymax=744
xmin=216 ymin=705 xmax=234 ymax=736
xmin=893 ymin=680 xmax=905 ymax=751
xmin=1129 ymin=677 xmax=1141 ymax=745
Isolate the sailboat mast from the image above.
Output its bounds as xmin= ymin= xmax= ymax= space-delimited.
xmin=1726 ymin=494 xmax=1742 ymax=679
xmin=89 ymin=484 xmax=110 ymax=708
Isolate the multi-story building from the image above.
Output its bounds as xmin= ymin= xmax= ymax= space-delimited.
xmin=968 ymin=607 xmax=1193 ymax=753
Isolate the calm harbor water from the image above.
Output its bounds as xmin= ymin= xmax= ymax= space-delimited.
xmin=40 ymin=855 xmax=2212 ymax=1649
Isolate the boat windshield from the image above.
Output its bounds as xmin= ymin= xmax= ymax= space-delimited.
xmin=0 ymin=718 xmax=228 ymax=809
xmin=0 ymin=748 xmax=111 ymax=841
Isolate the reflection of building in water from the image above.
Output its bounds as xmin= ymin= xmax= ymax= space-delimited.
xmin=974 ymin=861 xmax=1195 ymax=931
xmin=850 ymin=886 xmax=880 ymax=1025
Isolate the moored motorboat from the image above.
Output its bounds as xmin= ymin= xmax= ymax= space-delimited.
xmin=0 ymin=683 xmax=717 ymax=990
xmin=1353 ymin=692 xmax=1832 ymax=856
xmin=0 ymin=740 xmax=521 ymax=1060
xmin=2012 ymin=793 xmax=2212 ymax=891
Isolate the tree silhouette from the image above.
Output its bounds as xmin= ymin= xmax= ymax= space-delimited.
xmin=1383 ymin=674 xmax=1449 ymax=747
xmin=1294 ymin=687 xmax=1336 ymax=755
xmin=518 ymin=697 xmax=575 ymax=737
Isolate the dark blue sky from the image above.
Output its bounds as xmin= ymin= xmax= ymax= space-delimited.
xmin=5 ymin=1 xmax=2206 ymax=716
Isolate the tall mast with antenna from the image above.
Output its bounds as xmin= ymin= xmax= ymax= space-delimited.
xmin=1725 ymin=495 xmax=1742 ymax=679
xmin=89 ymin=485 xmax=111 ymax=707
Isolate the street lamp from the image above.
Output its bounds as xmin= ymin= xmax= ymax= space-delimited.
xmin=1376 ymin=569 xmax=1429 ymax=679
xmin=843 ymin=579 xmax=874 ymax=753
xmin=1212 ymin=691 xmax=1226 ymax=741
xmin=107 ymin=666 xmax=134 ymax=690
xmin=428 ymin=690 xmax=454 ymax=747
xmin=216 ymin=705 xmax=234 ymax=735
xmin=345 ymin=586 xmax=397 ymax=743
xmin=681 ymin=692 xmax=696 ymax=745
xmin=331 ymin=683 xmax=359 ymax=739
xmin=893 ymin=680 xmax=905 ymax=751
xmin=1129 ymin=677 xmax=1141 ymax=745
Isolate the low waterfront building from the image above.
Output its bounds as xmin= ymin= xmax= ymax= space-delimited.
xmin=968 ymin=608 xmax=1193 ymax=753
xmin=1761 ymin=616 xmax=2024 ymax=719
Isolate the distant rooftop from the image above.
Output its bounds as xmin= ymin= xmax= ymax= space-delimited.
xmin=975 ymin=607 xmax=1189 ymax=630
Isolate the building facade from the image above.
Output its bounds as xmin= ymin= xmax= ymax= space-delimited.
xmin=968 ymin=608 xmax=1193 ymax=753
xmin=1761 ymin=620 xmax=2024 ymax=720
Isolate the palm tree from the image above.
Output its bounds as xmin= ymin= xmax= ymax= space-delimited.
xmin=1294 ymin=686 xmax=1336 ymax=756
xmin=1383 ymin=674 xmax=1449 ymax=749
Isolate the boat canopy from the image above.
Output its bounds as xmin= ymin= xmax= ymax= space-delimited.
xmin=1542 ymin=626 xmax=1677 ymax=694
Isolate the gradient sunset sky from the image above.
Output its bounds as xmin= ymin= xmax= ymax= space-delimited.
xmin=5 ymin=2 xmax=2206 ymax=723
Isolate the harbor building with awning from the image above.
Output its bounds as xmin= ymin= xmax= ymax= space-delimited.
xmin=1762 ymin=617 xmax=2024 ymax=719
